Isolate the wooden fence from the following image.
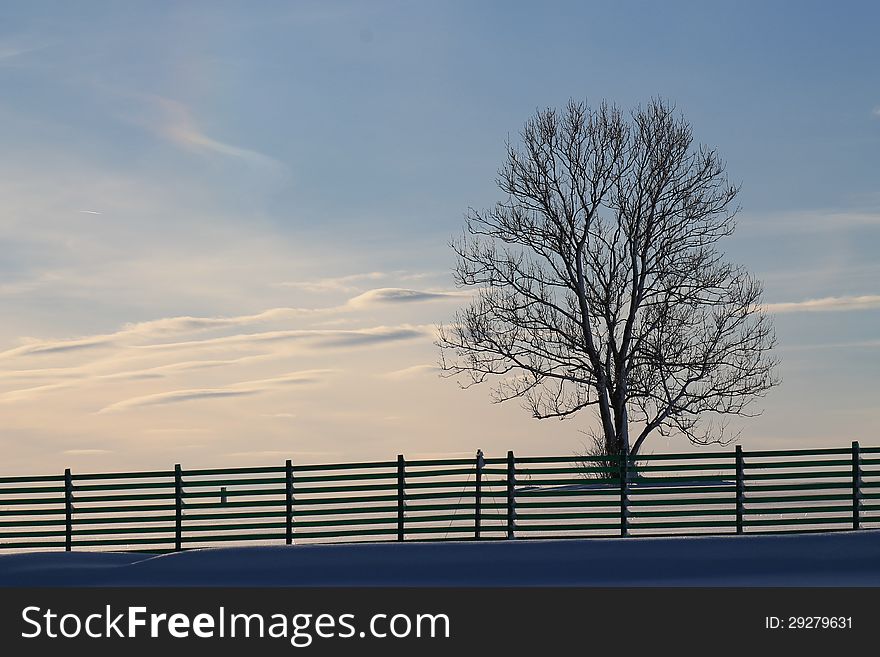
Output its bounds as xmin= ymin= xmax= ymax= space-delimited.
xmin=1 ymin=443 xmax=878 ymax=552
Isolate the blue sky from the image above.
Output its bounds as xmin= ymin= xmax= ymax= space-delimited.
xmin=1 ymin=1 xmax=878 ymax=474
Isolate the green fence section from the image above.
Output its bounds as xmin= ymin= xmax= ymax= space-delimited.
xmin=0 ymin=443 xmax=876 ymax=551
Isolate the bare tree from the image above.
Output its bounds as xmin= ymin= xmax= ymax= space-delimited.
xmin=438 ymin=99 xmax=779 ymax=457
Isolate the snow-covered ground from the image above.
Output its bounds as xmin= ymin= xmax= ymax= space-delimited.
xmin=2 ymin=530 xmax=880 ymax=586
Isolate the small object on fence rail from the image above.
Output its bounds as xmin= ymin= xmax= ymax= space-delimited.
xmin=475 ymin=449 xmax=484 ymax=540
xmin=220 ymin=487 xmax=227 ymax=505
xmin=174 ymin=464 xmax=183 ymax=551
xmin=735 ymin=445 xmax=744 ymax=534
xmin=619 ymin=453 xmax=628 ymax=537
xmin=506 ymin=450 xmax=515 ymax=540
xmin=285 ymin=459 xmax=294 ymax=545
xmin=64 ymin=468 xmax=73 ymax=552
xmin=853 ymin=441 xmax=861 ymax=530
xmin=397 ymin=454 xmax=405 ymax=542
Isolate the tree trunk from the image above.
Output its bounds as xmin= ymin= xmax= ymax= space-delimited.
xmin=611 ymin=384 xmax=630 ymax=456
xmin=617 ymin=410 xmax=630 ymax=455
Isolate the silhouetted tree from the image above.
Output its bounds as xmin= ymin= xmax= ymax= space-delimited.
xmin=438 ymin=99 xmax=779 ymax=457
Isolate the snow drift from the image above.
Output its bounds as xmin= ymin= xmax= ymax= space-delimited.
xmin=2 ymin=530 xmax=880 ymax=587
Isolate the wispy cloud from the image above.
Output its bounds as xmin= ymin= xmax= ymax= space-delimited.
xmin=0 ymin=326 xmax=426 ymax=403
xmin=1 ymin=289 xmax=453 ymax=360
xmin=347 ymin=287 xmax=468 ymax=307
xmin=382 ymin=364 xmax=441 ymax=379
xmin=98 ymin=369 xmax=333 ymax=413
xmin=137 ymin=325 xmax=431 ymax=353
xmin=137 ymin=95 xmax=284 ymax=171
xmin=0 ymin=46 xmax=31 ymax=60
xmin=63 ymin=449 xmax=112 ymax=456
xmin=222 ymin=450 xmax=340 ymax=460
xmin=279 ymin=272 xmax=390 ymax=293
xmin=0 ymin=307 xmax=328 ymax=359
xmin=759 ymin=262 xmax=880 ymax=285
xmin=143 ymin=428 xmax=210 ymax=436
xmin=1 ymin=335 xmax=118 ymax=358
xmin=740 ymin=210 xmax=880 ymax=233
xmin=0 ymin=272 xmax=70 ymax=297
xmin=764 ymin=294 xmax=880 ymax=313
xmin=783 ymin=339 xmax=880 ymax=351
xmin=223 ymin=450 xmax=298 ymax=459
xmin=0 ymin=40 xmax=47 ymax=64
xmin=278 ymin=271 xmax=442 ymax=293
xmin=0 ymin=281 xmax=452 ymax=412
xmin=120 ymin=307 xmax=324 ymax=336
xmin=873 ymin=106 xmax=880 ymax=118
xmin=0 ymin=356 xmax=271 ymax=403
xmin=0 ymin=367 xmax=84 ymax=382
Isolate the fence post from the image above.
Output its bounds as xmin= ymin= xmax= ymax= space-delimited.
xmin=285 ymin=459 xmax=294 ymax=545
xmin=852 ymin=441 xmax=861 ymax=530
xmin=506 ymin=450 xmax=516 ymax=540
xmin=397 ymin=455 xmax=405 ymax=541
xmin=735 ymin=445 xmax=744 ymax=534
xmin=174 ymin=464 xmax=183 ymax=552
xmin=64 ymin=468 xmax=73 ymax=552
xmin=619 ymin=452 xmax=628 ymax=537
xmin=475 ymin=449 xmax=484 ymax=540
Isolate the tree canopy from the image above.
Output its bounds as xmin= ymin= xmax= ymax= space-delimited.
xmin=438 ymin=99 xmax=779 ymax=456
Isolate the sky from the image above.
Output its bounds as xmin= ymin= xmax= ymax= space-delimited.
xmin=0 ymin=0 xmax=878 ymax=475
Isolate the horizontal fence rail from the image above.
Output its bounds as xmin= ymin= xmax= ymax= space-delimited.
xmin=1 ymin=443 xmax=877 ymax=552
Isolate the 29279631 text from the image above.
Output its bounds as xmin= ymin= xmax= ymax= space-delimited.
xmin=765 ymin=617 xmax=852 ymax=630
